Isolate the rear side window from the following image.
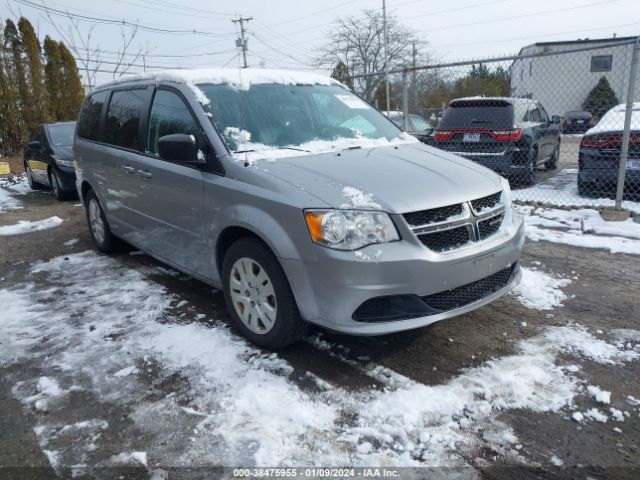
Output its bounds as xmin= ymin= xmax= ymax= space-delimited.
xmin=105 ymin=89 xmax=146 ymax=151
xmin=439 ymin=101 xmax=513 ymax=129
xmin=77 ymin=91 xmax=108 ymax=141
xmin=147 ymin=90 xmax=200 ymax=156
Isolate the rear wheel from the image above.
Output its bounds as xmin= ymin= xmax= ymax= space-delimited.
xmin=545 ymin=144 xmax=559 ymax=170
xmin=24 ymin=160 xmax=45 ymax=190
xmin=521 ymin=147 xmax=538 ymax=186
xmin=85 ymin=189 xmax=118 ymax=253
xmin=222 ymin=237 xmax=308 ymax=349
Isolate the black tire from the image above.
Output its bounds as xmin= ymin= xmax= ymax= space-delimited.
xmin=49 ymin=168 xmax=73 ymax=201
xmin=577 ymin=178 xmax=593 ymax=198
xmin=545 ymin=144 xmax=559 ymax=170
xmin=222 ymin=237 xmax=308 ymax=349
xmin=520 ymin=147 xmax=537 ymax=186
xmin=24 ymin=160 xmax=45 ymax=190
xmin=84 ymin=189 xmax=118 ymax=253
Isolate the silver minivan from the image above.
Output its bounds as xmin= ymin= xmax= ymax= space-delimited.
xmin=74 ymin=69 xmax=524 ymax=348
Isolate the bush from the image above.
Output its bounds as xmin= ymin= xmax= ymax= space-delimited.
xmin=582 ymin=76 xmax=619 ymax=119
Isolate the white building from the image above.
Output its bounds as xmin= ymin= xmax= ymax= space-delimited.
xmin=510 ymin=36 xmax=639 ymax=116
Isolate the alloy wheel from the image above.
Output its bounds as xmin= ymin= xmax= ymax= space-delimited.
xmin=229 ymin=257 xmax=277 ymax=335
xmin=88 ymin=198 xmax=105 ymax=245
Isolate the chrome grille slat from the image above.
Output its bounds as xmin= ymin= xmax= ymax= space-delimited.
xmin=404 ymin=190 xmax=505 ymax=252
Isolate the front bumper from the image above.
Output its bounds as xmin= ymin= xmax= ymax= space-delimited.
xmin=282 ymin=212 xmax=525 ymax=335
xmin=54 ymin=165 xmax=77 ymax=191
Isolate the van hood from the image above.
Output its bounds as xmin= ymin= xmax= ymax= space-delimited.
xmin=257 ymin=143 xmax=503 ymax=213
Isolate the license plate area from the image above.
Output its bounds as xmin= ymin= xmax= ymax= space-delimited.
xmin=627 ymin=159 xmax=640 ymax=170
xmin=463 ymin=133 xmax=481 ymax=142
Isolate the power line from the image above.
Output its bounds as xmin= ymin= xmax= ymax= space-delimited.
xmin=424 ymin=0 xmax=621 ymax=32
xmin=250 ymin=32 xmax=312 ymax=67
xmin=72 ymin=46 xmax=236 ymax=59
xmin=110 ymin=0 xmax=236 ymax=21
xmin=13 ymin=0 xmax=236 ymax=37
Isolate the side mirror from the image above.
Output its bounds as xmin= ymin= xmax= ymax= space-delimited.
xmin=551 ymin=115 xmax=561 ymax=124
xmin=157 ymin=133 xmax=204 ymax=165
xmin=28 ymin=140 xmax=41 ymax=150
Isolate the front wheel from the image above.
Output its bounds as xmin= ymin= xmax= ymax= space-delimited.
xmin=222 ymin=237 xmax=308 ymax=349
xmin=545 ymin=144 xmax=559 ymax=170
xmin=50 ymin=168 xmax=72 ymax=200
xmin=85 ymin=189 xmax=118 ymax=253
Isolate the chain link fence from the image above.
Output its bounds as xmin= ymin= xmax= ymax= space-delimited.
xmin=367 ymin=36 xmax=640 ymax=213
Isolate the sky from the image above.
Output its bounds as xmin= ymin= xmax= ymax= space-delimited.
xmin=1 ymin=0 xmax=639 ymax=86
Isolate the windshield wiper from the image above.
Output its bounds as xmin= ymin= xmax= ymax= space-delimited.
xmin=234 ymin=146 xmax=310 ymax=154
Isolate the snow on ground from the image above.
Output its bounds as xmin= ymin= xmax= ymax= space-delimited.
xmin=513 ymin=168 xmax=640 ymax=213
xmin=0 ymin=174 xmax=30 ymax=211
xmin=512 ymin=267 xmax=571 ymax=310
xmin=1 ymin=251 xmax=639 ymax=470
xmin=0 ymin=216 xmax=63 ymax=236
xmin=517 ymin=205 xmax=640 ymax=255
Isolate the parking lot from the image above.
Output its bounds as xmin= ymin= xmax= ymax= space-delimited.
xmin=1 ymin=136 xmax=640 ymax=479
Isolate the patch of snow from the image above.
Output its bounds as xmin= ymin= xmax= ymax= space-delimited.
xmin=341 ymin=186 xmax=381 ymax=209
xmin=64 ymin=238 xmax=79 ymax=246
xmin=584 ymin=408 xmax=608 ymax=423
xmin=512 ymin=267 xmax=571 ymax=310
xmin=572 ymin=411 xmax=584 ymax=422
xmin=114 ymin=366 xmax=139 ymax=378
xmin=525 ymin=224 xmax=640 ymax=255
xmin=586 ymin=385 xmax=611 ymax=404
xmin=513 ymin=168 xmax=640 ymax=213
xmin=613 ymin=427 xmax=622 ymax=433
xmin=109 ymin=451 xmax=147 ymax=466
xmin=550 ymin=455 xmax=564 ymax=466
xmin=610 ymin=408 xmax=624 ymax=421
xmin=626 ymin=395 xmax=640 ymax=406
xmin=0 ymin=187 xmax=22 ymax=212
xmin=43 ymin=449 xmax=61 ymax=468
xmin=0 ymin=216 xmax=63 ymax=236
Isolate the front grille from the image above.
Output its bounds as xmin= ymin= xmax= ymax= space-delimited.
xmin=418 ymin=226 xmax=471 ymax=252
xmin=478 ymin=213 xmax=504 ymax=239
xmin=471 ymin=192 xmax=501 ymax=213
xmin=422 ymin=264 xmax=515 ymax=312
xmin=403 ymin=203 xmax=463 ymax=227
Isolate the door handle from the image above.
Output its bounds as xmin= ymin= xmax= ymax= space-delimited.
xmin=137 ymin=169 xmax=152 ymax=179
xmin=121 ymin=165 xmax=135 ymax=174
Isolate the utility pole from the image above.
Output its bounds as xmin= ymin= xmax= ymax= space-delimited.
xmin=232 ymin=16 xmax=252 ymax=68
xmin=382 ymin=0 xmax=390 ymax=113
xmin=412 ymin=41 xmax=417 ymax=112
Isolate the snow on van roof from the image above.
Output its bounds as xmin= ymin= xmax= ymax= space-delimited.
xmin=97 ymin=68 xmax=342 ymax=91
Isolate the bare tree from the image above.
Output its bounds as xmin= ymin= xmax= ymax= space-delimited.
xmin=318 ymin=9 xmax=423 ymax=101
xmin=39 ymin=2 xmax=149 ymax=89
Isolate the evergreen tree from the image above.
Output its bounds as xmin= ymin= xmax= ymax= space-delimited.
xmin=582 ymin=76 xmax=619 ymax=118
xmin=44 ymin=36 xmax=64 ymax=120
xmin=18 ymin=17 xmax=50 ymax=130
xmin=58 ymin=41 xmax=84 ymax=120
xmin=330 ymin=61 xmax=354 ymax=90
xmin=0 ymin=20 xmax=20 ymax=155
xmin=3 ymin=19 xmax=28 ymax=142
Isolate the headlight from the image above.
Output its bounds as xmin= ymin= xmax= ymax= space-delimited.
xmin=55 ymin=158 xmax=74 ymax=168
xmin=304 ymin=209 xmax=400 ymax=250
xmin=500 ymin=177 xmax=512 ymax=207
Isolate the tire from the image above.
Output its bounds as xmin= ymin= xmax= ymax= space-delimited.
xmin=520 ymin=147 xmax=537 ymax=186
xmin=50 ymin=168 xmax=72 ymax=201
xmin=84 ymin=189 xmax=118 ymax=253
xmin=222 ymin=237 xmax=308 ymax=349
xmin=24 ymin=160 xmax=45 ymax=190
xmin=577 ymin=178 xmax=593 ymax=198
xmin=545 ymin=144 xmax=559 ymax=170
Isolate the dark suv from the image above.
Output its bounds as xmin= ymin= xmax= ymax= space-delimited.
xmin=432 ymin=97 xmax=561 ymax=185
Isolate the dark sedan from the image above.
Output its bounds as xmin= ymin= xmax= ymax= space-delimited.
xmin=578 ymin=103 xmax=640 ymax=198
xmin=562 ymin=111 xmax=594 ymax=134
xmin=388 ymin=113 xmax=434 ymax=145
xmin=24 ymin=121 xmax=77 ymax=200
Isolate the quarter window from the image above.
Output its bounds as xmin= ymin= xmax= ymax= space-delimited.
xmin=77 ymin=90 xmax=108 ymax=141
xmin=529 ymin=108 xmax=541 ymax=123
xmin=591 ymin=55 xmax=612 ymax=72
xmin=147 ymin=90 xmax=200 ymax=157
xmin=105 ymin=89 xmax=145 ymax=151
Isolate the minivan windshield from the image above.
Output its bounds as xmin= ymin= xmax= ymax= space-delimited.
xmin=48 ymin=122 xmax=75 ymax=146
xmin=198 ymin=84 xmax=406 ymax=154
